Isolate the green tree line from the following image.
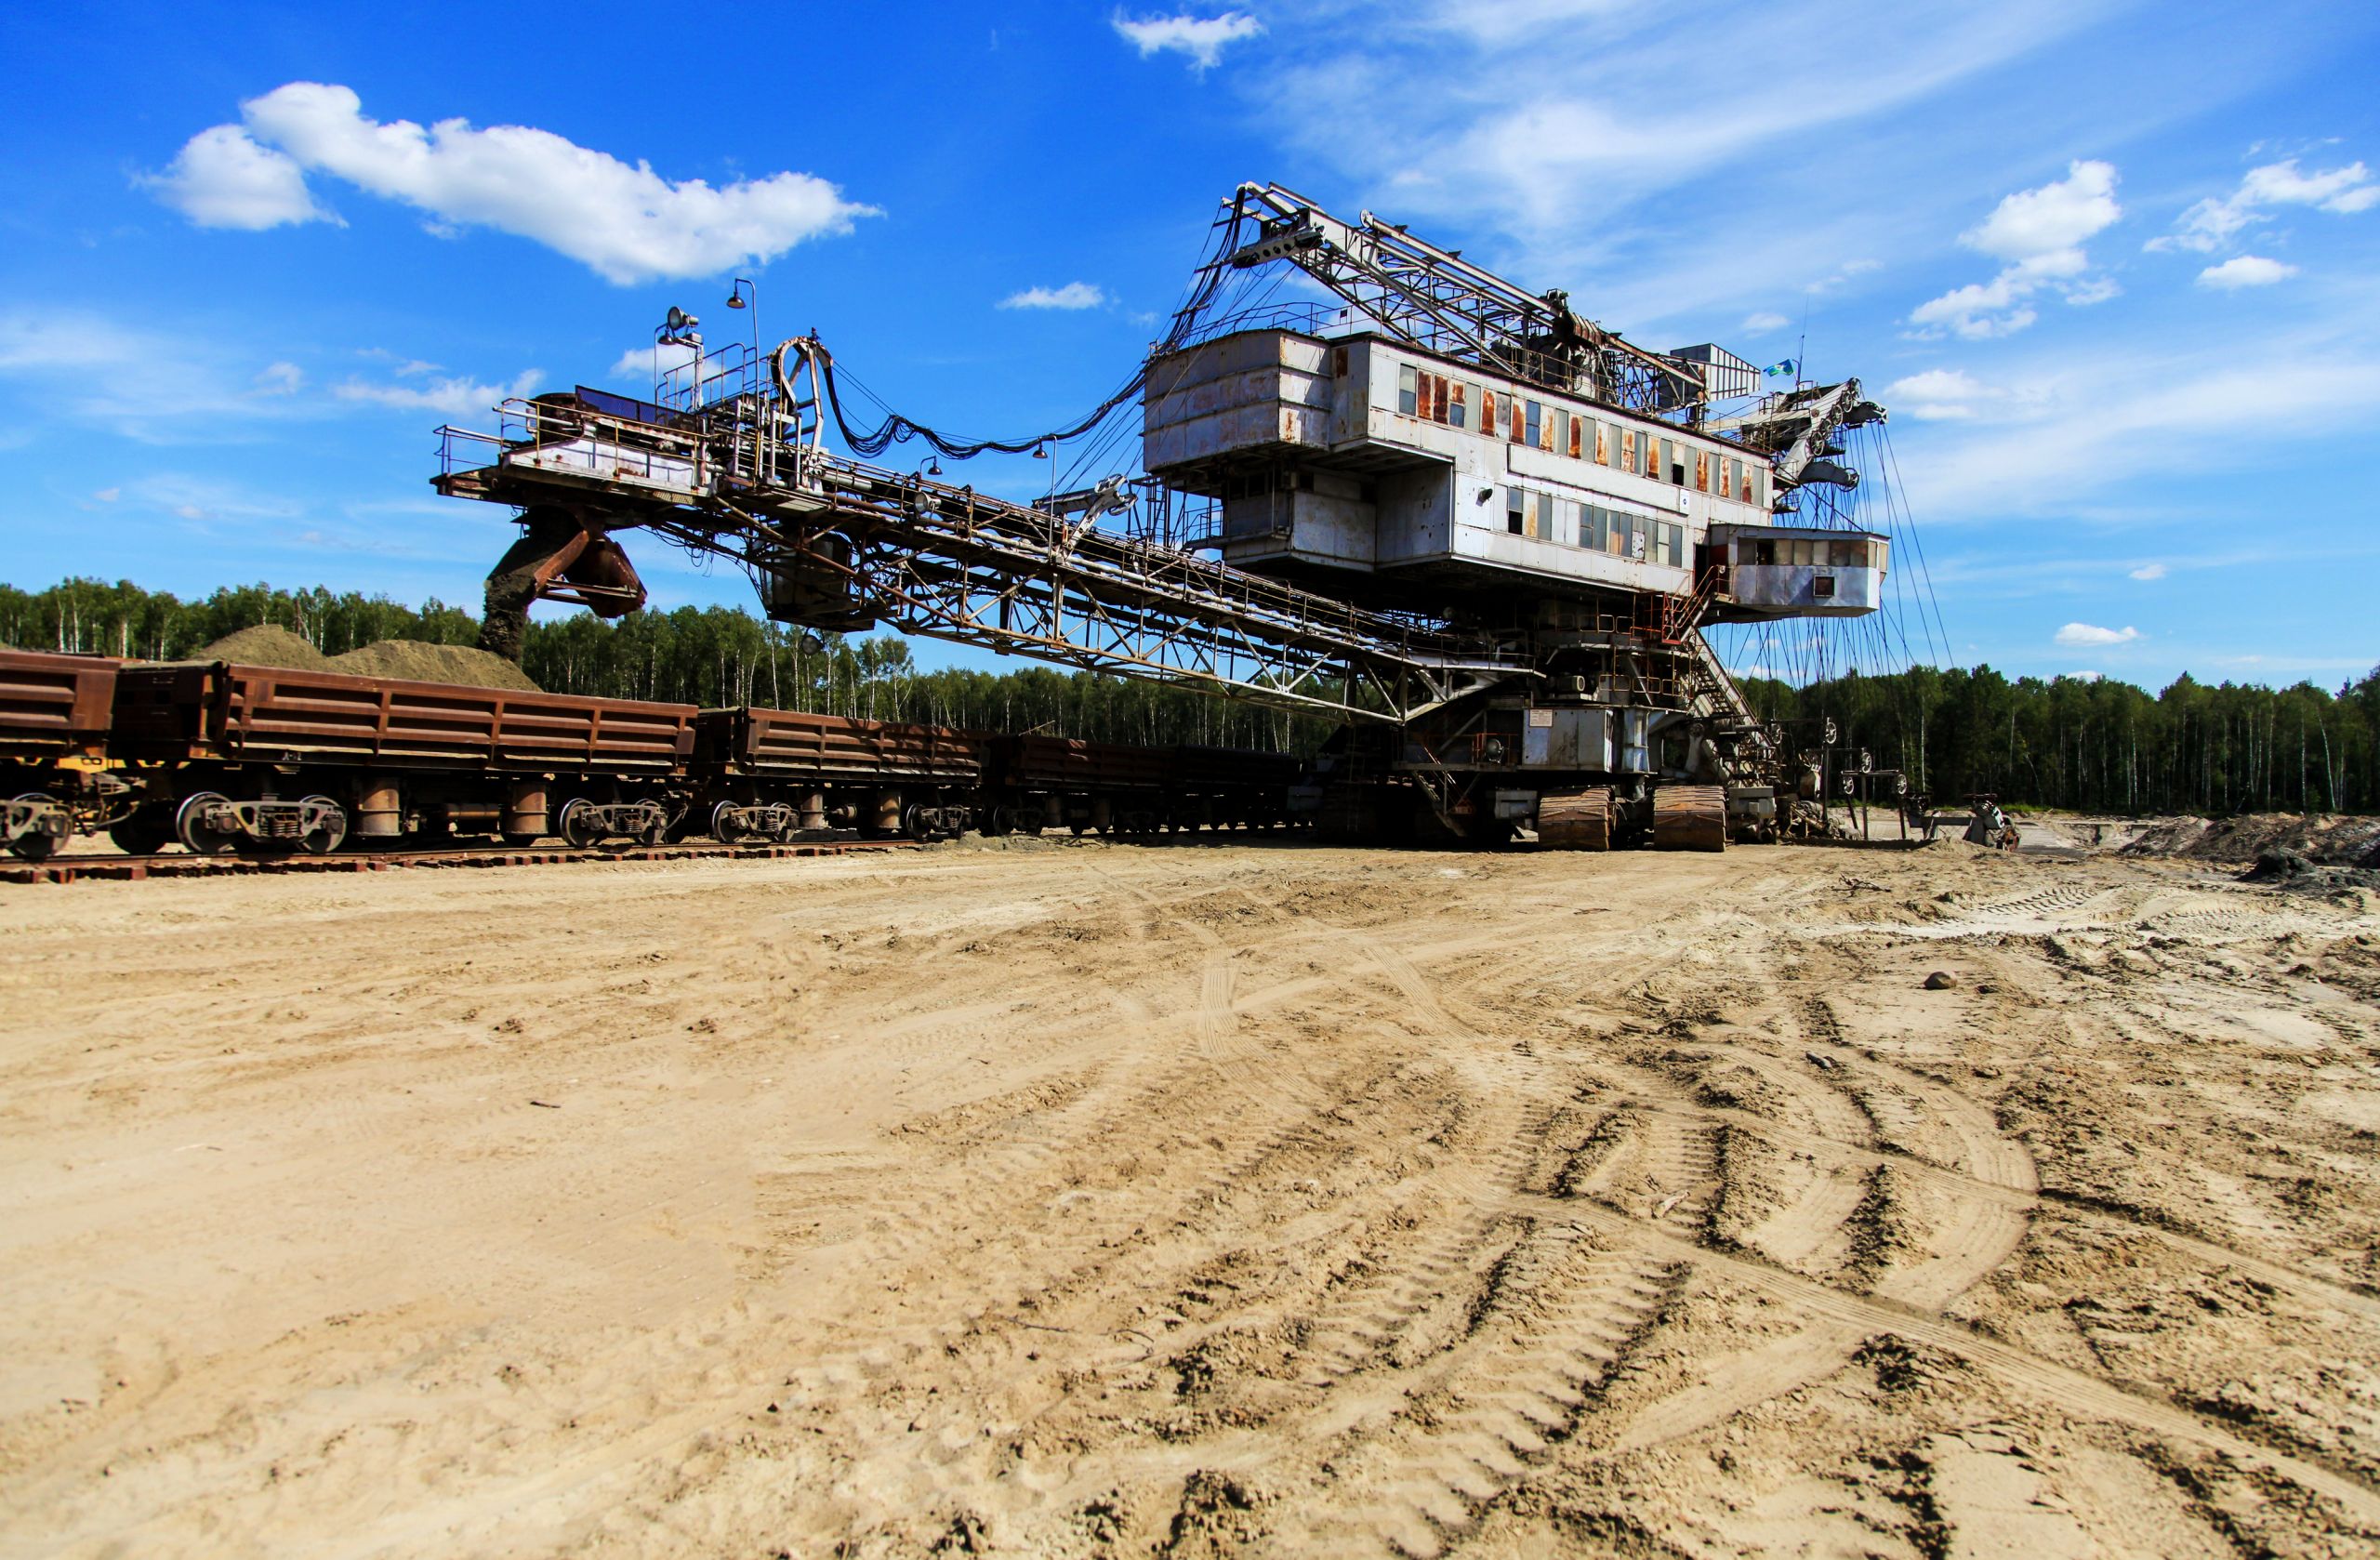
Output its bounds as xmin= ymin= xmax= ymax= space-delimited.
xmin=0 ymin=577 xmax=1319 ymax=752
xmin=7 ymin=578 xmax=2374 ymax=809
xmin=1739 ymin=663 xmax=2380 ymax=815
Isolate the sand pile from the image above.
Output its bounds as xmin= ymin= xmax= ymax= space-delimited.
xmin=11 ymin=840 xmax=2376 ymax=1557
xmin=2123 ymin=812 xmax=2380 ymax=866
xmin=328 ymin=641 xmax=541 ymax=692
xmin=197 ymin=625 xmax=334 ymax=670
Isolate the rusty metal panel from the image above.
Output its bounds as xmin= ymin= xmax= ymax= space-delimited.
xmin=1170 ymin=745 xmax=1299 ymax=790
xmin=0 ymin=650 xmax=119 ymax=757
xmin=998 ymin=734 xmax=1171 ymax=790
xmin=707 ymin=707 xmax=984 ymax=784
xmin=112 ymin=662 xmax=695 ymax=773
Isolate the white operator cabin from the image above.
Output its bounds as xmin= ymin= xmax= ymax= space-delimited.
xmin=1142 ymin=327 xmax=1884 ymax=620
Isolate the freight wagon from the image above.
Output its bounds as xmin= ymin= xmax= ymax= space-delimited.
xmin=1 ymin=651 xmax=130 ymax=862
xmin=691 ymin=706 xmax=985 ymax=841
xmin=0 ymin=648 xmax=1307 ymax=860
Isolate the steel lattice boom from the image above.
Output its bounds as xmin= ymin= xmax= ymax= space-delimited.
xmin=433 ymin=379 xmax=1523 ymax=724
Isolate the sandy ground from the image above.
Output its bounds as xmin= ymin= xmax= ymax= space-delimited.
xmin=4 ymin=837 xmax=2379 ymax=1558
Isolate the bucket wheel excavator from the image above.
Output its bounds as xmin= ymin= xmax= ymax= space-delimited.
xmin=434 ymin=182 xmax=1895 ymax=850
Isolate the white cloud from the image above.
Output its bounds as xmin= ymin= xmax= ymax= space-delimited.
xmin=2196 ymin=254 xmax=2296 ymax=289
xmin=1258 ymin=2 xmax=2101 ymax=270
xmin=1964 ymin=159 xmax=2122 ymax=258
xmin=1740 ymin=311 xmax=1790 ymax=334
xmin=2128 ymin=562 xmax=2167 ymax=580
xmin=332 ymin=368 xmax=543 ymax=416
xmin=998 ymin=282 xmax=1107 ymax=311
xmin=1910 ymin=161 xmax=2122 ymax=338
xmin=1882 ymin=368 xmax=2006 ymax=421
xmin=142 ymin=123 xmax=335 ymax=230
xmin=2069 ymin=670 xmax=2103 ymax=681
xmin=1807 ymin=258 xmax=1884 ymax=294
xmin=0 ymin=311 xmax=324 ymax=436
xmin=358 ymin=349 xmax=442 ymax=377
xmin=608 ymin=340 xmax=700 ymax=383
xmin=1900 ymin=322 xmax=2380 ymax=521
xmin=2152 ymin=157 xmax=2377 ymax=253
xmin=2056 ymin=622 xmax=2139 ymax=647
xmin=93 ymin=487 xmax=120 ymax=503
xmin=254 ymin=361 xmax=304 ymax=395
xmin=151 ymin=83 xmax=875 ymax=284
xmin=1111 ymin=10 xmax=1264 ymax=72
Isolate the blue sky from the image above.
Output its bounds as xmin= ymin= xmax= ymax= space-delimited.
xmin=3 ymin=0 xmax=2374 ymax=690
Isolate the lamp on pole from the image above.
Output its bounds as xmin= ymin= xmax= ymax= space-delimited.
xmin=724 ymin=277 xmax=759 ymax=365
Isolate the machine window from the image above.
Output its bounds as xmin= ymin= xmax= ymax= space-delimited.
xmin=1592 ymin=420 xmax=1609 ymax=465
xmin=1695 ymin=452 xmax=1710 ymax=494
xmin=1567 ymin=415 xmax=1582 ymax=459
xmin=1398 ymin=364 xmax=1418 ymax=416
xmin=1449 ymin=382 xmax=1468 ymax=430
xmin=1506 ymin=487 xmax=1526 ymax=535
xmin=1524 ymin=400 xmax=1541 ymax=447
xmin=1481 ymin=390 xmax=1496 ymax=430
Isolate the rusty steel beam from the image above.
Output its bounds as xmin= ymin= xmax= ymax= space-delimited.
xmin=437 ymin=395 xmax=1525 ymax=723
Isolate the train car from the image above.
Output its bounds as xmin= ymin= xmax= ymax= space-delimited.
xmin=1 ymin=646 xmax=1310 ymax=860
xmin=984 ymin=734 xmax=1169 ymax=835
xmin=1 ymin=649 xmax=131 ymax=862
xmin=1170 ymin=745 xmax=1303 ymax=831
xmin=691 ymin=706 xmax=985 ymax=840
xmin=107 ymin=660 xmax=697 ymax=853
xmin=980 ymin=734 xmax=1302 ymax=836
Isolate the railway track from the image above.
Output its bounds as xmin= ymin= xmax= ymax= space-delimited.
xmin=3 ymin=822 xmax=1316 ymax=885
xmin=1 ymin=836 xmax=931 ymax=885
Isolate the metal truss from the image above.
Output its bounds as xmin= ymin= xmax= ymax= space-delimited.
xmin=438 ymin=412 xmax=1524 ymax=723
xmin=1702 ymin=377 xmax=1885 ymax=492
xmin=1219 ymin=183 xmax=1702 ymax=411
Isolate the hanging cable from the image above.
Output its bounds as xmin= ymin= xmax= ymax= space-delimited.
xmin=804 ymin=196 xmax=1256 ymax=469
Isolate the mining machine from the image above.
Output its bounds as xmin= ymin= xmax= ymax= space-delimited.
xmin=432 ymin=182 xmax=1894 ymax=850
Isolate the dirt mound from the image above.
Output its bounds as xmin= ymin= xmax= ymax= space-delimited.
xmin=197 ymin=625 xmax=333 ymax=671
xmin=2123 ymin=812 xmax=2380 ymax=866
xmin=327 ymin=641 xmax=541 ymax=692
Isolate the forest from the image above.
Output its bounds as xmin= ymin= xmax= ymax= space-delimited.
xmin=6 ymin=575 xmax=2375 ymax=815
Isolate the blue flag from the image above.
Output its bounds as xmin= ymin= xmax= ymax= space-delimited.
xmin=1764 ymin=358 xmax=1796 ymax=377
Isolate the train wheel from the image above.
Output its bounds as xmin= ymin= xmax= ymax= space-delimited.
xmin=9 ymin=796 xmax=60 ymax=863
xmin=558 ymin=799 xmax=602 ymax=850
xmin=296 ymin=796 xmax=348 ymax=855
xmin=175 ymin=791 xmax=241 ymax=855
xmin=109 ymin=809 xmax=173 ymax=856
xmin=710 ymin=800 xmax=746 ymax=843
